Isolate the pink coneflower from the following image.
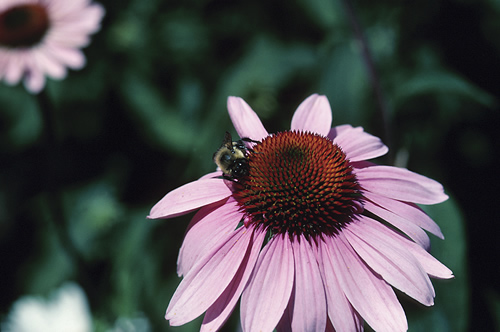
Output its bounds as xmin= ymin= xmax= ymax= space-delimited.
xmin=0 ymin=0 xmax=104 ymax=93
xmin=149 ymin=94 xmax=453 ymax=331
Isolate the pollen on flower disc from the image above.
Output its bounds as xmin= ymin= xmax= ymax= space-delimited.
xmin=0 ymin=4 xmax=50 ymax=47
xmin=235 ymin=131 xmax=362 ymax=238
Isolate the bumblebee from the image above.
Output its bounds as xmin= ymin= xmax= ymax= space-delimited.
xmin=213 ymin=131 xmax=253 ymax=179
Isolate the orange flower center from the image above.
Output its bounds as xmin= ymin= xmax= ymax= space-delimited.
xmin=0 ymin=4 xmax=50 ymax=48
xmin=234 ymin=131 xmax=362 ymax=238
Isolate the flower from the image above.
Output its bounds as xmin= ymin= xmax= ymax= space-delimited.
xmin=0 ymin=0 xmax=104 ymax=93
xmin=2 ymin=282 xmax=92 ymax=332
xmin=148 ymin=94 xmax=453 ymax=331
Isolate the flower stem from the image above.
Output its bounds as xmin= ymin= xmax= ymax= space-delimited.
xmin=340 ymin=0 xmax=394 ymax=164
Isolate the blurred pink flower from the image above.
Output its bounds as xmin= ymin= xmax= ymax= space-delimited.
xmin=149 ymin=94 xmax=453 ymax=331
xmin=0 ymin=0 xmax=104 ymax=93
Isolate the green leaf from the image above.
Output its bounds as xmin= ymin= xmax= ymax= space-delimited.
xmin=120 ymin=72 xmax=200 ymax=155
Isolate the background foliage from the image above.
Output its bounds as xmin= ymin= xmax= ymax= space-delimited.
xmin=1 ymin=0 xmax=499 ymax=330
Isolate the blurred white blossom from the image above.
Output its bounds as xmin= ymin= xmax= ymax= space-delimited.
xmin=2 ymin=282 xmax=92 ymax=332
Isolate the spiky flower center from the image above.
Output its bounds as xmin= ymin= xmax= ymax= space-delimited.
xmin=0 ymin=4 xmax=50 ymax=48
xmin=234 ymin=131 xmax=362 ymax=238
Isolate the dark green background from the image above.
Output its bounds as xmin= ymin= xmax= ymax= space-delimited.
xmin=1 ymin=0 xmax=499 ymax=330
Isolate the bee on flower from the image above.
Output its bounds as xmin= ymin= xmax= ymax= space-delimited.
xmin=149 ymin=94 xmax=453 ymax=332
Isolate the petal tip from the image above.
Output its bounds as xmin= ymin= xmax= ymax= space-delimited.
xmin=227 ymin=96 xmax=243 ymax=108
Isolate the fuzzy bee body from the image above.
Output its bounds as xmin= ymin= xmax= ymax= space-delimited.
xmin=213 ymin=132 xmax=252 ymax=179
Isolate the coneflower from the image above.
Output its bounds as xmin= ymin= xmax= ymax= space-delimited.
xmin=149 ymin=94 xmax=453 ymax=332
xmin=0 ymin=0 xmax=104 ymax=93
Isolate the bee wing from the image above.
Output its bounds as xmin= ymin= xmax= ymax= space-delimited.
xmin=223 ymin=131 xmax=233 ymax=149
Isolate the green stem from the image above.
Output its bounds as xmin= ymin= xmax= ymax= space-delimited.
xmin=340 ymin=0 xmax=394 ymax=164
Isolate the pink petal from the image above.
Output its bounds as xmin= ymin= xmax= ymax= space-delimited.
xmin=227 ymin=97 xmax=268 ymax=142
xmin=4 ymin=53 xmax=25 ymax=84
xmin=148 ymin=179 xmax=232 ymax=219
xmin=48 ymin=45 xmax=86 ymax=69
xmin=351 ymin=159 xmax=377 ymax=170
xmin=201 ymin=228 xmax=266 ymax=332
xmin=24 ymin=66 xmax=46 ymax=94
xmin=290 ymin=94 xmax=332 ymax=136
xmin=289 ymin=236 xmax=327 ymax=331
xmin=177 ymin=200 xmax=242 ymax=276
xmin=70 ymin=5 xmax=105 ymax=33
xmin=359 ymin=218 xmax=453 ymax=279
xmin=363 ymin=199 xmax=431 ymax=250
xmin=404 ymin=242 xmax=454 ymax=279
xmin=316 ymin=242 xmax=363 ymax=331
xmin=344 ymin=218 xmax=435 ymax=306
xmin=198 ymin=171 xmax=223 ymax=180
xmin=166 ymin=226 xmax=253 ymax=325
xmin=324 ymin=233 xmax=408 ymax=332
xmin=50 ymin=3 xmax=104 ymax=34
xmin=327 ymin=124 xmax=352 ymax=138
xmin=49 ymin=0 xmax=88 ymax=17
xmin=241 ymin=235 xmax=294 ymax=332
xmin=33 ymin=48 xmax=67 ymax=79
xmin=49 ymin=28 xmax=91 ymax=48
xmin=328 ymin=125 xmax=389 ymax=161
xmin=0 ymin=53 xmax=6 ymax=79
xmin=356 ymin=165 xmax=449 ymax=204
xmin=364 ymin=191 xmax=444 ymax=239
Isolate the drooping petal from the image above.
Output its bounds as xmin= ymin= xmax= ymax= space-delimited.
xmin=328 ymin=125 xmax=389 ymax=161
xmin=177 ymin=199 xmax=242 ymax=276
xmin=356 ymin=165 xmax=449 ymax=204
xmin=316 ymin=241 xmax=364 ymax=331
xmin=291 ymin=94 xmax=332 ymax=136
xmin=344 ymin=218 xmax=435 ymax=306
xmin=359 ymin=218 xmax=453 ymax=280
xmin=324 ymin=233 xmax=408 ymax=332
xmin=201 ymin=228 xmax=266 ymax=332
xmin=241 ymin=235 xmax=294 ymax=332
xmin=148 ymin=179 xmax=232 ymax=219
xmin=166 ymin=226 xmax=253 ymax=326
xmin=228 ymin=97 xmax=269 ymax=142
xmin=363 ymin=191 xmax=444 ymax=239
xmin=289 ymin=236 xmax=327 ymax=331
xmin=404 ymin=241 xmax=454 ymax=280
xmin=363 ymin=199 xmax=431 ymax=250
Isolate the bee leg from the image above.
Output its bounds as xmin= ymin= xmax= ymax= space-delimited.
xmin=240 ymin=138 xmax=260 ymax=154
xmin=222 ymin=173 xmax=237 ymax=182
xmin=241 ymin=137 xmax=260 ymax=144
